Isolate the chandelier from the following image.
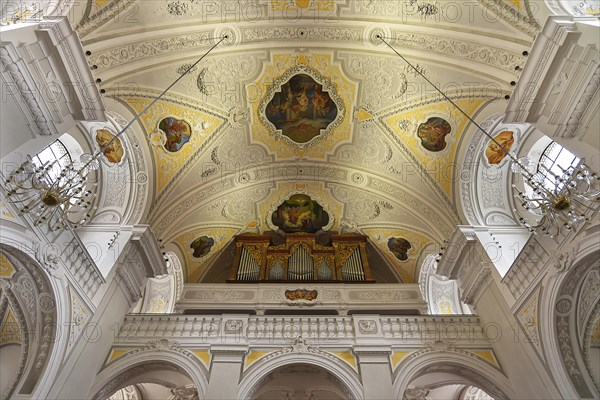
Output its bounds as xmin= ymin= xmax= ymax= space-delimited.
xmin=378 ymin=36 xmax=599 ymax=237
xmin=2 ymin=37 xmax=226 ymax=231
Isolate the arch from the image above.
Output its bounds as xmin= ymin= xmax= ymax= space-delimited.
xmin=459 ymin=116 xmax=535 ymax=228
xmin=90 ymin=347 xmax=209 ymax=400
xmin=393 ymin=350 xmax=515 ymax=400
xmin=0 ymin=243 xmax=62 ymax=399
xmin=238 ymin=352 xmax=364 ymax=400
xmin=544 ymin=0 xmax=600 ymax=16
xmin=539 ymin=233 xmax=600 ymax=399
xmin=78 ymin=110 xmax=151 ymax=227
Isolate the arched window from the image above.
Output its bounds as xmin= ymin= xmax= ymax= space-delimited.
xmin=31 ymin=139 xmax=72 ymax=184
xmin=536 ymin=141 xmax=580 ymax=192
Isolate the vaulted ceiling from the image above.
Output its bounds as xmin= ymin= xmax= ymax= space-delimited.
xmin=78 ymin=0 xmax=542 ymax=283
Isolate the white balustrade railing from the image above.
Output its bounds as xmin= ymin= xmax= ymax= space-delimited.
xmin=115 ymin=314 xmax=491 ymax=348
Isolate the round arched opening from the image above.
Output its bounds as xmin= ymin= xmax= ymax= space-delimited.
xmin=394 ymin=353 xmax=514 ymax=400
xmin=247 ymin=363 xmax=351 ymax=400
xmin=94 ymin=361 xmax=199 ymax=400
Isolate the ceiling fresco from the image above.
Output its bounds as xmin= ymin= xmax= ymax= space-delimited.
xmin=175 ymin=227 xmax=241 ymax=282
xmin=263 ymin=72 xmax=340 ymax=146
xmin=251 ymin=52 xmax=354 ymax=158
xmin=362 ymin=228 xmax=435 ymax=283
xmin=383 ymin=97 xmax=488 ymax=196
xmin=122 ymin=96 xmax=225 ymax=193
xmin=81 ymin=0 xmax=540 ymax=282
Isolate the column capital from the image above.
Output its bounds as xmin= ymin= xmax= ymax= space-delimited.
xmin=210 ymin=345 xmax=248 ymax=362
xmin=353 ymin=346 xmax=392 ymax=363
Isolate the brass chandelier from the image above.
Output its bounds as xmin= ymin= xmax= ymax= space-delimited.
xmin=379 ymin=36 xmax=599 ymax=237
xmin=2 ymin=37 xmax=226 ymax=231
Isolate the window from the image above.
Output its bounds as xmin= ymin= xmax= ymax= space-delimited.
xmin=31 ymin=140 xmax=72 ymax=184
xmin=536 ymin=141 xmax=580 ymax=192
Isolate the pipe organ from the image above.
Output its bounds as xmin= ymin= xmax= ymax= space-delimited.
xmin=229 ymin=233 xmax=374 ymax=283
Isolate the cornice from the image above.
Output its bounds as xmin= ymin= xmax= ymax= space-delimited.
xmin=0 ymin=42 xmax=58 ymax=137
xmin=128 ymin=225 xmax=168 ymax=277
xmin=504 ymin=17 xmax=581 ymax=123
xmin=85 ymin=23 xmax=524 ymax=78
xmin=76 ymin=0 xmax=138 ymax=38
xmin=37 ymin=17 xmax=105 ymax=121
xmin=476 ymin=0 xmax=541 ymax=37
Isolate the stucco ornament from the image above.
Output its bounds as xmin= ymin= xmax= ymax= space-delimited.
xmin=34 ymin=242 xmax=61 ymax=277
xmin=170 ymin=386 xmax=199 ymax=400
xmin=403 ymin=386 xmax=430 ymax=400
xmin=224 ymin=319 xmax=243 ymax=333
xmin=553 ymin=243 xmax=580 ymax=272
xmin=358 ymin=320 xmax=377 ymax=334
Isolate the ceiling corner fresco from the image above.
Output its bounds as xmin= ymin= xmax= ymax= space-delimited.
xmin=175 ymin=227 xmax=240 ymax=282
xmin=383 ymin=98 xmax=488 ymax=196
xmin=250 ymin=52 xmax=355 ymax=159
xmin=362 ymin=228 xmax=434 ymax=283
xmin=123 ymin=96 xmax=226 ymax=193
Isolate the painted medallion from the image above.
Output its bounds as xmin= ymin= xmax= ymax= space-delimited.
xmin=388 ymin=237 xmax=412 ymax=261
xmin=271 ymin=194 xmax=329 ymax=233
xmin=485 ymin=130 xmax=515 ymax=165
xmin=417 ymin=117 xmax=452 ymax=152
xmin=190 ymin=236 xmax=215 ymax=258
xmin=266 ymin=74 xmax=338 ymax=144
xmin=95 ymin=129 xmax=124 ymax=163
xmin=159 ymin=117 xmax=192 ymax=153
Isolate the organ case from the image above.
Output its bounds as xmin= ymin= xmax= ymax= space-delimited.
xmin=228 ymin=233 xmax=374 ymax=283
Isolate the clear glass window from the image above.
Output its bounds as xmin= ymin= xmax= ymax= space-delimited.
xmin=537 ymin=141 xmax=580 ymax=192
xmin=31 ymin=140 xmax=72 ymax=183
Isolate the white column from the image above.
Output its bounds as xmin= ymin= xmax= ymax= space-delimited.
xmin=205 ymin=346 xmax=247 ymax=400
xmin=354 ymin=347 xmax=394 ymax=400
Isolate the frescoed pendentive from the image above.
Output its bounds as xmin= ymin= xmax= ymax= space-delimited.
xmin=387 ymin=237 xmax=412 ymax=261
xmin=265 ymin=73 xmax=338 ymax=144
xmin=190 ymin=236 xmax=215 ymax=258
xmin=416 ymin=117 xmax=452 ymax=152
xmin=271 ymin=194 xmax=329 ymax=233
xmin=95 ymin=129 xmax=124 ymax=164
xmin=158 ymin=117 xmax=192 ymax=153
xmin=485 ymin=130 xmax=515 ymax=165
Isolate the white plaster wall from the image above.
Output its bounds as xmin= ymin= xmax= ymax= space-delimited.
xmin=46 ymin=277 xmax=132 ymax=399
xmin=0 ymin=344 xmax=21 ymax=395
xmin=473 ymin=283 xmax=561 ymax=399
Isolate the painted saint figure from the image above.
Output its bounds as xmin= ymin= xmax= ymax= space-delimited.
xmin=159 ymin=117 xmax=192 ymax=153
xmin=190 ymin=236 xmax=215 ymax=258
xmin=417 ymin=117 xmax=452 ymax=152
xmin=485 ymin=130 xmax=515 ymax=164
xmin=95 ymin=129 xmax=124 ymax=164
xmin=272 ymin=194 xmax=329 ymax=233
xmin=388 ymin=237 xmax=412 ymax=261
